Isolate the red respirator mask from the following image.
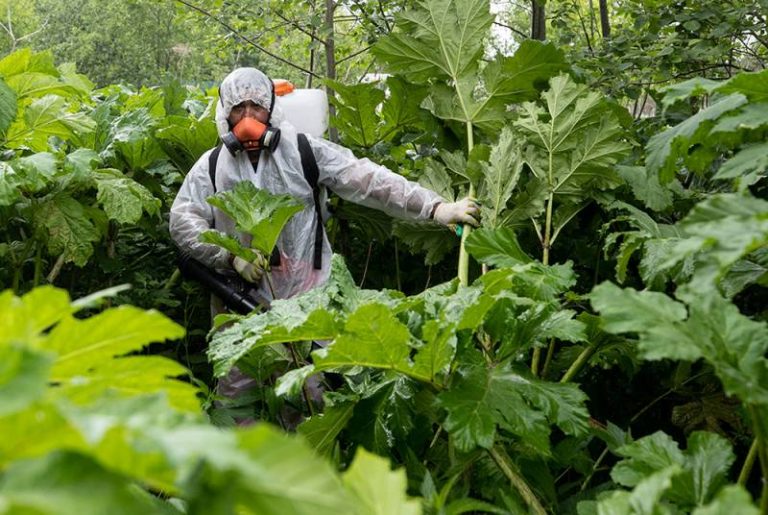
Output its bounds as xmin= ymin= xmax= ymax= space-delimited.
xmin=222 ymin=117 xmax=281 ymax=153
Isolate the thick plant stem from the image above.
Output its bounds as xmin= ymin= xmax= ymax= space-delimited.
xmin=458 ymin=121 xmax=475 ymax=287
xmin=749 ymin=405 xmax=768 ymax=512
xmin=488 ymin=446 xmax=547 ymax=515
xmin=738 ymin=438 xmax=758 ymax=486
xmin=561 ymin=341 xmax=598 ymax=383
xmin=532 ymin=191 xmax=555 ymax=376
xmin=46 ymin=254 xmax=66 ymax=285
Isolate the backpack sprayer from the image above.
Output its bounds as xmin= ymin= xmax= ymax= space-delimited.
xmin=178 ymin=80 xmax=329 ymax=315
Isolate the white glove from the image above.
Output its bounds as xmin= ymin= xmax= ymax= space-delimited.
xmin=432 ymin=197 xmax=481 ymax=227
xmin=232 ymin=254 xmax=267 ymax=283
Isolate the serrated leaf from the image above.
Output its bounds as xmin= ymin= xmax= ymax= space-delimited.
xmin=655 ymin=193 xmax=768 ymax=294
xmin=438 ymin=365 xmax=589 ymax=453
xmin=660 ymin=77 xmax=722 ymax=108
xmin=14 ymin=152 xmax=58 ymax=192
xmin=63 ymin=148 xmax=100 ymax=185
xmin=313 ymin=303 xmax=423 ymax=379
xmin=610 ymin=431 xmax=736 ymax=509
xmin=32 ymin=194 xmax=100 ymax=266
xmin=0 ymin=48 xmax=58 ymax=78
xmin=57 ymin=356 xmax=200 ymax=413
xmin=0 ymin=77 xmax=17 ymax=134
xmin=5 ymin=72 xmax=87 ymax=101
xmin=380 ymin=76 xmax=429 ymax=139
xmin=477 ymin=127 xmax=524 ymax=228
xmin=209 ymin=301 xmax=342 ymax=377
xmin=199 ymin=230 xmax=259 ymax=262
xmin=692 ymin=485 xmax=760 ymax=515
xmin=393 ymin=220 xmax=457 ymax=265
xmin=591 ymin=283 xmax=768 ymax=406
xmin=515 ymin=74 xmax=629 ymax=207
xmin=181 ymin=423 xmax=355 ymax=514
xmin=342 ymin=448 xmax=421 ymax=515
xmin=482 ymin=41 xmax=568 ymax=105
xmin=0 ymin=345 xmax=52 ymax=416
xmin=616 ymin=165 xmax=674 ymax=212
xmin=93 ymin=169 xmax=161 ymax=224
xmin=47 ymin=306 xmax=185 ymax=378
xmin=155 ymin=115 xmax=219 ymax=172
xmin=0 ymin=451 xmax=181 ymax=515
xmin=0 ymin=287 xmax=73 ymax=347
xmin=372 ymin=0 xmax=493 ymax=84
xmin=6 ymin=95 xmax=96 ymax=151
xmin=718 ymin=69 xmax=768 ymax=102
xmin=646 ymin=94 xmax=747 ymax=184
xmin=328 ymin=80 xmax=385 ymax=148
xmin=465 ymin=227 xmax=532 ymax=267
xmin=298 ymin=401 xmax=356 ymax=457
xmin=206 ymin=181 xmax=304 ymax=255
xmin=714 ymin=141 xmax=768 ymax=188
xmin=412 ymin=319 xmax=457 ymax=381
xmin=418 ymin=159 xmax=455 ymax=202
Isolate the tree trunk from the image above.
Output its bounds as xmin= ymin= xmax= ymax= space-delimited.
xmin=324 ymin=0 xmax=338 ymax=142
xmin=599 ymin=0 xmax=610 ymax=39
xmin=531 ymin=1 xmax=546 ymax=41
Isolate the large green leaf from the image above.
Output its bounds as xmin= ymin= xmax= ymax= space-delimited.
xmin=514 ymin=74 xmax=629 ymax=207
xmin=591 ymin=282 xmax=768 ymax=406
xmin=465 ymin=227 xmax=532 ymax=267
xmin=372 ymin=0 xmax=492 ymax=83
xmin=0 ymin=77 xmax=17 ymax=134
xmin=0 ymin=287 xmax=72 ymax=347
xmin=646 ymin=94 xmax=747 ymax=184
xmin=0 ymin=345 xmax=52 ymax=416
xmin=0 ymin=451 xmax=181 ymax=515
xmin=713 ymin=141 xmax=768 ymax=188
xmin=481 ymin=41 xmax=568 ymax=106
xmin=180 ymin=423 xmax=356 ymax=514
xmin=208 ymin=256 xmax=374 ymax=376
xmin=94 ymin=168 xmax=161 ymax=224
xmin=616 ymin=165 xmax=675 ymax=212
xmin=6 ymin=94 xmax=96 ymax=151
xmin=477 ymin=127 xmax=524 ymax=228
xmin=155 ymin=115 xmax=219 ymax=172
xmin=313 ymin=303 xmax=423 ymax=379
xmin=298 ymin=402 xmax=356 ymax=457
xmin=392 ymin=220 xmax=457 ymax=265
xmin=32 ymin=194 xmax=100 ymax=266
xmin=0 ymin=48 xmax=59 ymax=78
xmin=206 ymin=181 xmax=304 ymax=255
xmin=328 ymin=80 xmax=385 ymax=148
xmin=47 ymin=305 xmax=184 ymax=376
xmin=649 ymin=193 xmax=768 ymax=295
xmin=691 ymin=485 xmax=760 ymax=515
xmin=342 ymin=448 xmax=421 ymax=515
xmin=438 ymin=365 xmax=589 ymax=453
xmin=611 ymin=431 xmax=735 ymax=509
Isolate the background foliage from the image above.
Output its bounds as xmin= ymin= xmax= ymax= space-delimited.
xmin=0 ymin=0 xmax=767 ymax=513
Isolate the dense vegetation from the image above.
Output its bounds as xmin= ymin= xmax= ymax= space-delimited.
xmin=1 ymin=0 xmax=767 ymax=513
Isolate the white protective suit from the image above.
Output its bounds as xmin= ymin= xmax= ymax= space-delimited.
xmin=170 ymin=68 xmax=445 ymax=304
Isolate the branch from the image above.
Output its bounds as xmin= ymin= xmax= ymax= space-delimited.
xmin=748 ymin=29 xmax=768 ymax=51
xmin=492 ymin=20 xmax=527 ymax=39
xmin=337 ymin=44 xmax=373 ymax=64
xmin=272 ymin=10 xmax=325 ymax=45
xmin=377 ymin=0 xmax=392 ymax=32
xmin=173 ymin=0 xmax=320 ymax=78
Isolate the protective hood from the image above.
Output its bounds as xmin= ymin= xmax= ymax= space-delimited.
xmin=214 ymin=67 xmax=286 ymax=138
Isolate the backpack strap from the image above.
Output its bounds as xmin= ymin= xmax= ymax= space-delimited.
xmin=208 ymin=144 xmax=223 ymax=194
xmin=297 ymin=133 xmax=323 ymax=270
